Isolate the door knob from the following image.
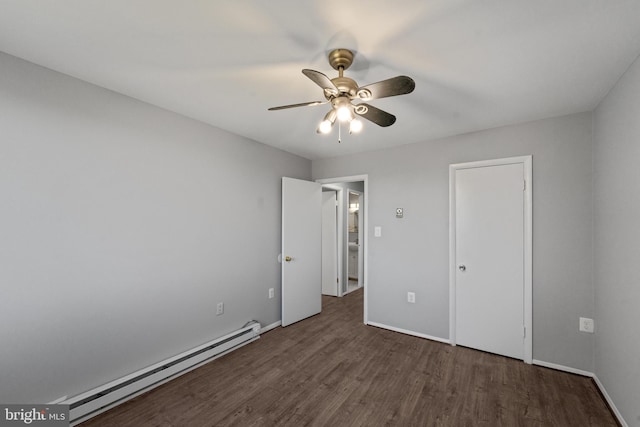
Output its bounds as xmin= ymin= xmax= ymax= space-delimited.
xmin=458 ymin=265 xmax=466 ymax=271
xmin=285 ymin=256 xmax=293 ymax=262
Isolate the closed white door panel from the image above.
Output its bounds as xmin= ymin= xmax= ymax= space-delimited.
xmin=282 ymin=177 xmax=322 ymax=327
xmin=455 ymin=163 xmax=524 ymax=359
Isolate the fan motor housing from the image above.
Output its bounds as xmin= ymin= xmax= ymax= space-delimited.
xmin=330 ymin=77 xmax=358 ymax=98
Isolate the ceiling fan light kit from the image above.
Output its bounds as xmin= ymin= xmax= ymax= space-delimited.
xmin=268 ymin=48 xmax=415 ymax=140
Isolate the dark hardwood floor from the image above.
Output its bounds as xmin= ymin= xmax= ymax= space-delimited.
xmin=80 ymin=289 xmax=617 ymax=426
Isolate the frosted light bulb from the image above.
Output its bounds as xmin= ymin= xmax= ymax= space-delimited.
xmin=349 ymin=119 xmax=363 ymax=133
xmin=337 ymin=106 xmax=352 ymax=122
xmin=318 ymin=120 xmax=333 ymax=134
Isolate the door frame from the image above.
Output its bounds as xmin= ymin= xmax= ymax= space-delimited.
xmin=316 ymin=175 xmax=368 ymax=325
xmin=449 ymin=156 xmax=532 ymax=363
xmin=356 ymin=191 xmax=364 ymax=289
xmin=346 ymin=190 xmax=363 ymax=293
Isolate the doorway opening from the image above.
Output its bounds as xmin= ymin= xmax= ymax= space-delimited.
xmin=317 ymin=175 xmax=368 ymax=324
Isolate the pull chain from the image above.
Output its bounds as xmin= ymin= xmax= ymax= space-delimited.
xmin=338 ymin=121 xmax=341 ymax=143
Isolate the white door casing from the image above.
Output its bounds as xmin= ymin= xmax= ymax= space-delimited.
xmin=282 ymin=177 xmax=322 ymax=327
xmin=449 ymin=156 xmax=532 ymax=363
xmin=346 ymin=190 xmax=362 ymax=290
xmin=357 ymin=192 xmax=364 ymax=289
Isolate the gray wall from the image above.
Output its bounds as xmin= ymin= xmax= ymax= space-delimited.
xmin=313 ymin=112 xmax=595 ymax=371
xmin=0 ymin=52 xmax=310 ymax=403
xmin=593 ymin=54 xmax=640 ymax=426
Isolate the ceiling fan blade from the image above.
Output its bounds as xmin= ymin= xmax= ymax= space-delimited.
xmin=302 ymin=69 xmax=339 ymax=96
xmin=357 ymin=76 xmax=415 ymax=100
xmin=353 ymin=103 xmax=396 ymax=127
xmin=268 ymin=100 xmax=327 ymax=111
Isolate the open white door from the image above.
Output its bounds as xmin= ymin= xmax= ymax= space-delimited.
xmin=282 ymin=177 xmax=322 ymax=327
xmin=321 ymin=191 xmax=338 ymax=296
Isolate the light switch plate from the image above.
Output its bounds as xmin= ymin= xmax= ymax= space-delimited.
xmin=579 ymin=317 xmax=594 ymax=333
xmin=374 ymin=226 xmax=382 ymax=237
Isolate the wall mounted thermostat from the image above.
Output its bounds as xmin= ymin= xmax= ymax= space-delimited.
xmin=396 ymin=208 xmax=404 ymax=218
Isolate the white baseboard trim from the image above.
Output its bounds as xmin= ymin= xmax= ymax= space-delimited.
xmin=261 ymin=320 xmax=281 ymax=333
xmin=532 ymin=359 xmax=593 ymax=377
xmin=366 ymin=321 xmax=450 ymax=344
xmin=592 ymin=375 xmax=629 ymax=427
xmin=532 ymin=360 xmax=628 ymax=426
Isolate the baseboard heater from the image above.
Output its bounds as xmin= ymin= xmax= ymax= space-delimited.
xmin=65 ymin=321 xmax=261 ymax=426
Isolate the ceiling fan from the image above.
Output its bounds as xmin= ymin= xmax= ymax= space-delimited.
xmin=268 ymin=49 xmax=415 ymax=136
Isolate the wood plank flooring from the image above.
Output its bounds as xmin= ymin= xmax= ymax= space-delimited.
xmin=80 ymin=289 xmax=618 ymax=426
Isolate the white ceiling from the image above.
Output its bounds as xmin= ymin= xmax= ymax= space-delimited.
xmin=1 ymin=1 xmax=640 ymax=160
